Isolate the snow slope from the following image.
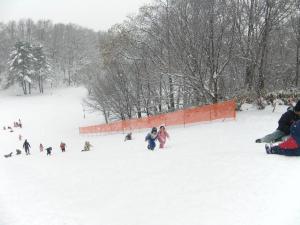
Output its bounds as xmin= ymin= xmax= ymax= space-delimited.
xmin=1 ymin=87 xmax=300 ymax=225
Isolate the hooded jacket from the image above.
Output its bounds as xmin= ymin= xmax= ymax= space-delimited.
xmin=277 ymin=107 xmax=300 ymax=135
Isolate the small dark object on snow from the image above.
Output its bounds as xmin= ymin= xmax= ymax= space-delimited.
xmin=255 ymin=139 xmax=262 ymax=143
xmin=46 ymin=147 xmax=52 ymax=155
xmin=124 ymin=132 xmax=132 ymax=141
xmin=16 ymin=149 xmax=22 ymax=155
xmin=4 ymin=152 xmax=13 ymax=158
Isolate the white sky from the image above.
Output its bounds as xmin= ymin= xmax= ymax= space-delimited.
xmin=0 ymin=0 xmax=153 ymax=31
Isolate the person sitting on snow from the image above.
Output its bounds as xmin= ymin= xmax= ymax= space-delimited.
xmin=16 ymin=149 xmax=22 ymax=155
xmin=256 ymin=100 xmax=300 ymax=143
xmin=82 ymin=141 xmax=92 ymax=151
xmin=265 ymin=120 xmax=300 ymax=156
xmin=124 ymin=132 xmax=132 ymax=141
xmin=145 ymin=127 xmax=158 ymax=150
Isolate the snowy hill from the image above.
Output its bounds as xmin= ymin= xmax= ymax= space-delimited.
xmin=1 ymin=87 xmax=300 ymax=225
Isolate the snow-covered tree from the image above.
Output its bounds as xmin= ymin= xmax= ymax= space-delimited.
xmin=8 ymin=41 xmax=35 ymax=94
xmin=32 ymin=45 xmax=51 ymax=93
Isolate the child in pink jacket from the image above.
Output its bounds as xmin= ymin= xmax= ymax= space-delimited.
xmin=157 ymin=125 xmax=170 ymax=148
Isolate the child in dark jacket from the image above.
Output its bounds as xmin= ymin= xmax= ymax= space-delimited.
xmin=145 ymin=127 xmax=158 ymax=150
xmin=265 ymin=120 xmax=300 ymax=156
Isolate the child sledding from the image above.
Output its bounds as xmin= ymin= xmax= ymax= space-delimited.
xmin=265 ymin=120 xmax=300 ymax=156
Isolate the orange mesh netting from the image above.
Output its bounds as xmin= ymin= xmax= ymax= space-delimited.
xmin=79 ymin=100 xmax=236 ymax=134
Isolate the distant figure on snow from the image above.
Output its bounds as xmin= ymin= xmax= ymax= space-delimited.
xmin=265 ymin=120 xmax=300 ymax=156
xmin=46 ymin=147 xmax=52 ymax=156
xmin=145 ymin=127 xmax=158 ymax=150
xmin=3 ymin=126 xmax=6 ymax=130
xmin=39 ymin=143 xmax=44 ymax=152
xmin=82 ymin=141 xmax=92 ymax=151
xmin=23 ymin=139 xmax=31 ymax=155
xmin=124 ymin=132 xmax=132 ymax=141
xmin=18 ymin=119 xmax=22 ymax=128
xmin=60 ymin=142 xmax=66 ymax=152
xmin=18 ymin=134 xmax=22 ymax=141
xmin=157 ymin=125 xmax=170 ymax=149
xmin=4 ymin=152 xmax=13 ymax=158
xmin=256 ymin=100 xmax=300 ymax=143
xmin=16 ymin=149 xmax=22 ymax=155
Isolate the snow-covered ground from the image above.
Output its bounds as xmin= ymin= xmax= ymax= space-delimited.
xmin=1 ymin=87 xmax=300 ymax=225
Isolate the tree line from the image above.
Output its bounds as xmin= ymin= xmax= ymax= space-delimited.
xmin=86 ymin=0 xmax=300 ymax=122
xmin=0 ymin=19 xmax=100 ymax=93
xmin=0 ymin=0 xmax=299 ymax=121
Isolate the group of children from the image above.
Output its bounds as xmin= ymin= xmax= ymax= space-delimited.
xmin=124 ymin=125 xmax=170 ymax=150
xmin=256 ymin=100 xmax=300 ymax=156
xmin=6 ymin=102 xmax=300 ymax=158
xmin=3 ymin=119 xmax=22 ymax=133
xmin=5 ymin=140 xmax=93 ymax=158
xmin=2 ymin=118 xmax=94 ymax=158
xmin=145 ymin=125 xmax=170 ymax=150
xmin=3 ymin=119 xmax=171 ymax=158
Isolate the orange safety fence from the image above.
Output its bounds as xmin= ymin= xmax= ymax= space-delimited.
xmin=79 ymin=100 xmax=236 ymax=134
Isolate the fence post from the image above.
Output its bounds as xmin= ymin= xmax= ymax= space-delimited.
xmin=183 ymin=110 xmax=186 ymax=128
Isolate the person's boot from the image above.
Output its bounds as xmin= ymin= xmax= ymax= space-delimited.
xmin=265 ymin=144 xmax=272 ymax=154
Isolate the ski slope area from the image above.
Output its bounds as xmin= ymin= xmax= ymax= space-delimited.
xmin=1 ymin=87 xmax=300 ymax=225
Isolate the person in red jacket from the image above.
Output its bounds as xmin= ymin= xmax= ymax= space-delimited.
xmin=60 ymin=142 xmax=66 ymax=152
xmin=157 ymin=125 xmax=170 ymax=149
xmin=265 ymin=120 xmax=300 ymax=156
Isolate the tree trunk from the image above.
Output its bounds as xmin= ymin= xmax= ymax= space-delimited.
xmin=68 ymin=70 xmax=71 ymax=86
xmin=28 ymin=82 xmax=31 ymax=94
xmin=244 ymin=0 xmax=255 ymax=90
xmin=24 ymin=81 xmax=27 ymax=95
xmin=296 ymin=43 xmax=299 ymax=87
xmin=166 ymin=0 xmax=175 ymax=112
xmin=257 ymin=2 xmax=272 ymax=98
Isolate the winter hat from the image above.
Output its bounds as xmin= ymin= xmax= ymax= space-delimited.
xmin=294 ymin=100 xmax=300 ymax=112
xmin=151 ymin=127 xmax=157 ymax=133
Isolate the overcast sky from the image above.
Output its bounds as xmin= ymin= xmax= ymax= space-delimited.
xmin=0 ymin=0 xmax=153 ymax=31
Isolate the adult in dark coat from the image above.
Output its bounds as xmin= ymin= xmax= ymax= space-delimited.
xmin=23 ymin=139 xmax=31 ymax=155
xmin=265 ymin=120 xmax=300 ymax=156
xmin=256 ymin=100 xmax=300 ymax=143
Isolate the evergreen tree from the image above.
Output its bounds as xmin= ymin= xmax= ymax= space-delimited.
xmin=8 ymin=41 xmax=35 ymax=94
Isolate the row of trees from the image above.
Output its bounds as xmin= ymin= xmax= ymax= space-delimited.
xmin=85 ymin=0 xmax=300 ymax=121
xmin=0 ymin=0 xmax=300 ymax=121
xmin=0 ymin=19 xmax=100 ymax=92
